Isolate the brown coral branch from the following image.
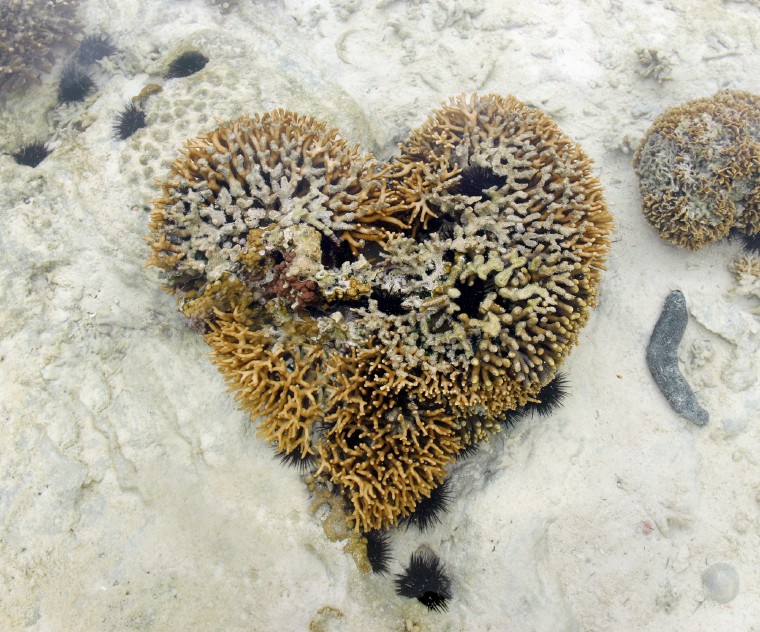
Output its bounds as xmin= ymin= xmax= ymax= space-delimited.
xmin=205 ymin=313 xmax=327 ymax=459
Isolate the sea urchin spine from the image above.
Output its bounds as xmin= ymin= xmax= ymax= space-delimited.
xmin=401 ymin=478 xmax=452 ymax=531
xmin=364 ymin=529 xmax=392 ymax=575
xmin=76 ymin=34 xmax=116 ymax=66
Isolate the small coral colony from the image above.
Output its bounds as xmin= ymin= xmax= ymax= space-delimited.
xmin=145 ymin=93 xmax=615 ymax=608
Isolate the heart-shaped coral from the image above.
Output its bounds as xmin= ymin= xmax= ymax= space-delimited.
xmin=146 ymin=93 xmax=614 ymax=531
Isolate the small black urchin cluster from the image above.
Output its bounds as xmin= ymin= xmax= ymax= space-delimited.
xmin=395 ymin=549 xmax=452 ymax=612
xmin=113 ymin=103 xmax=147 ymax=140
xmin=57 ymin=34 xmax=116 ymax=105
xmin=11 ymin=141 xmax=51 ymax=168
xmin=362 ymin=372 xmax=570 ymax=611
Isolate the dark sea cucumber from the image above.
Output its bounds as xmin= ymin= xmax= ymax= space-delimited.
xmin=646 ymin=290 xmax=709 ymax=426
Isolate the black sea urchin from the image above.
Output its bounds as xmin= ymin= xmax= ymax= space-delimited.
xmin=456 ymin=442 xmax=480 ymax=460
xmin=365 ymin=529 xmax=392 ymax=575
xmin=395 ymin=549 xmax=452 ymax=612
xmin=456 ymin=164 xmax=507 ymax=198
xmin=113 ymin=103 xmax=147 ymax=140
xmin=76 ymin=34 xmax=116 ymax=65
xmin=58 ymin=63 xmax=94 ymax=103
xmin=11 ymin=141 xmax=51 ymax=168
xmin=370 ymin=288 xmax=407 ymax=316
xmin=741 ymin=232 xmax=760 ymax=255
xmin=401 ymin=478 xmax=451 ymax=531
xmin=274 ymin=448 xmax=319 ymax=473
xmin=523 ymin=371 xmax=570 ymax=417
xmin=166 ymin=51 xmax=208 ymax=79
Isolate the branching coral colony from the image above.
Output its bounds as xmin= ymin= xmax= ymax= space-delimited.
xmin=147 ymin=95 xmax=613 ymax=537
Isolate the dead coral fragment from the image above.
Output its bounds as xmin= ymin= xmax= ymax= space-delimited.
xmin=635 ymin=48 xmax=673 ymax=83
xmin=0 ymin=0 xmax=81 ymax=94
xmin=634 ymin=89 xmax=760 ymax=250
xmin=146 ymin=110 xmax=405 ymax=319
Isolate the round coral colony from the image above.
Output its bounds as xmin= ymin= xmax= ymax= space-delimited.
xmin=634 ymin=89 xmax=760 ymax=250
xmin=146 ymin=94 xmax=613 ymax=535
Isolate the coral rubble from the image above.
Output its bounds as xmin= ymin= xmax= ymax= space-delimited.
xmin=0 ymin=0 xmax=81 ymax=94
xmin=147 ymin=95 xmax=613 ymax=532
xmin=634 ymin=89 xmax=760 ymax=250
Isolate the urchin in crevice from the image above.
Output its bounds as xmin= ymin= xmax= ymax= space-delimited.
xmin=740 ymin=232 xmax=760 ymax=255
xmin=453 ymin=274 xmax=497 ymax=319
xmin=113 ymin=103 xmax=147 ymax=140
xmin=395 ymin=549 xmax=452 ymax=612
xmin=456 ymin=165 xmax=507 ymax=198
xmin=371 ymin=288 xmax=407 ymax=316
xmin=11 ymin=141 xmax=51 ymax=168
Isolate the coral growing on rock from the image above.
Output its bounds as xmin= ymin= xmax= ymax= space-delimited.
xmin=731 ymin=254 xmax=760 ymax=307
xmin=204 ymin=311 xmax=327 ymax=460
xmin=634 ymin=89 xmax=760 ymax=250
xmin=147 ymin=96 xmax=613 ymax=533
xmin=0 ymin=0 xmax=81 ymax=94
